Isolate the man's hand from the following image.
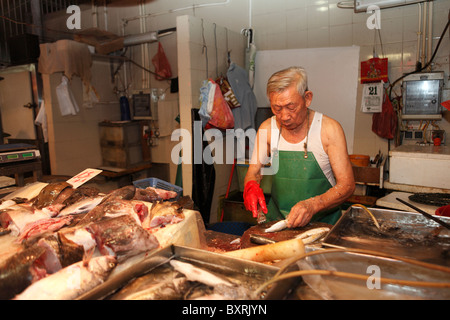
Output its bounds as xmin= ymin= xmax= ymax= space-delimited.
xmin=243 ymin=181 xmax=268 ymax=218
xmin=287 ymin=199 xmax=315 ymax=228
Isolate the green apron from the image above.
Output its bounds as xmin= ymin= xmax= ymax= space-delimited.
xmin=266 ymin=149 xmax=341 ymax=225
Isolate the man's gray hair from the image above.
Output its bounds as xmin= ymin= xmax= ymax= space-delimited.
xmin=267 ymin=66 xmax=309 ymax=97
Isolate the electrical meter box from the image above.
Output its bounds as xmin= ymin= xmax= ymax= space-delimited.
xmin=401 ymin=71 xmax=444 ymax=120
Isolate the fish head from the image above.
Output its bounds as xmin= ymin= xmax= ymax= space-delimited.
xmin=88 ymin=255 xmax=117 ymax=276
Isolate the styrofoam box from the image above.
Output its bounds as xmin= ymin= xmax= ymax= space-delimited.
xmin=389 ymin=145 xmax=450 ymax=189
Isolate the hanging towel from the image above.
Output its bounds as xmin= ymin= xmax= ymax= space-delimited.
xmin=34 ymin=101 xmax=48 ymax=143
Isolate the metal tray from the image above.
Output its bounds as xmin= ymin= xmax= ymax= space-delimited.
xmin=77 ymin=245 xmax=291 ymax=300
xmin=322 ymin=207 xmax=450 ymax=267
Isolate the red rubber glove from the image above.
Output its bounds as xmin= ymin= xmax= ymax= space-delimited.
xmin=243 ymin=180 xmax=268 ymax=218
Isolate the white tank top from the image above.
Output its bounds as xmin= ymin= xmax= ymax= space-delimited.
xmin=270 ymin=111 xmax=336 ymax=186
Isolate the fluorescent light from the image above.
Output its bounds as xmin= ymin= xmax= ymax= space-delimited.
xmin=354 ymin=0 xmax=427 ymax=13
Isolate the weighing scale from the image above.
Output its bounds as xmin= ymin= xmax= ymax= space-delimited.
xmin=0 ymin=143 xmax=40 ymax=164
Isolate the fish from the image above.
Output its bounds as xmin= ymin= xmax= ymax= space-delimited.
xmin=32 ymin=182 xmax=73 ymax=210
xmin=249 ymin=234 xmax=276 ymax=245
xmin=102 ymin=199 xmax=148 ymax=225
xmin=110 ymin=265 xmax=188 ymax=300
xmin=59 ymin=227 xmax=97 ymax=253
xmin=0 ymin=245 xmax=48 ymax=300
xmin=86 ymin=215 xmax=159 ymax=262
xmin=295 ymin=227 xmax=330 ymax=244
xmin=57 ymin=196 xmax=105 ymax=217
xmin=35 ymin=235 xmax=63 ymax=273
xmin=175 ymin=196 xmax=195 ymax=210
xmin=144 ymin=201 xmax=184 ymax=229
xmin=14 ymin=255 xmax=117 ymax=300
xmin=0 ymin=204 xmax=53 ymax=236
xmin=17 ymin=215 xmax=74 ymax=243
xmin=74 ymin=186 xmax=137 ymax=227
xmin=133 ymin=188 xmax=162 ymax=202
xmin=101 ymin=185 xmax=136 ymax=203
xmin=264 ymin=219 xmax=288 ymax=233
xmin=0 ymin=199 xmax=17 ymax=210
xmin=37 ymin=233 xmax=84 ymax=269
xmin=169 ymin=260 xmax=233 ymax=288
xmin=62 ymin=186 xmax=100 ymax=207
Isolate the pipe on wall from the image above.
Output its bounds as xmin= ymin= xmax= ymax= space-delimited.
xmin=421 ymin=1 xmax=427 ymax=66
xmin=427 ymin=0 xmax=433 ymax=70
xmin=123 ymin=31 xmax=158 ymax=46
xmin=416 ymin=3 xmax=422 ymax=67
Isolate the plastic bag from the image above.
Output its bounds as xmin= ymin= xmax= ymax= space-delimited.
xmin=152 ymin=42 xmax=172 ymax=80
xmin=198 ymin=80 xmax=215 ymax=128
xmin=205 ymin=79 xmax=235 ymax=130
xmin=216 ymin=76 xmax=240 ymax=109
xmin=372 ymin=89 xmax=397 ymax=139
xmin=55 ymin=75 xmax=79 ymax=116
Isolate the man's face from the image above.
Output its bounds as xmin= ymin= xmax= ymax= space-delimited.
xmin=269 ymin=84 xmax=312 ymax=131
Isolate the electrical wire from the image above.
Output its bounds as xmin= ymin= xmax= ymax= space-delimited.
xmin=0 ymin=14 xmax=75 ymax=37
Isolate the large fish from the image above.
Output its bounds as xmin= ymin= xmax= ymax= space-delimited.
xmin=0 ymin=204 xmax=52 ymax=236
xmin=86 ymin=215 xmax=159 ymax=262
xmin=58 ymin=196 xmax=104 ymax=217
xmin=36 ymin=233 xmax=84 ymax=269
xmin=169 ymin=260 xmax=232 ymax=287
xmin=14 ymin=255 xmax=117 ymax=300
xmin=17 ymin=215 xmax=74 ymax=243
xmin=33 ymin=182 xmax=73 ymax=210
xmin=0 ymin=246 xmax=48 ymax=300
xmin=102 ymin=199 xmax=148 ymax=225
xmin=74 ymin=186 xmax=136 ymax=227
xmin=62 ymin=186 xmax=100 ymax=207
xmin=110 ymin=265 xmax=188 ymax=300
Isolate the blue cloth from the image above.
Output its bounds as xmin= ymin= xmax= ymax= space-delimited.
xmin=227 ymin=63 xmax=258 ymax=130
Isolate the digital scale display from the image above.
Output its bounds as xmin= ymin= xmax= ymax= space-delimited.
xmin=0 ymin=144 xmax=40 ymax=164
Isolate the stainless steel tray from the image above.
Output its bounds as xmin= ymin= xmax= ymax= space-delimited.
xmin=322 ymin=207 xmax=450 ymax=267
xmin=77 ymin=245 xmax=287 ymax=300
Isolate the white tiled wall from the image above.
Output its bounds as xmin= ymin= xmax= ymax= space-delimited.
xmin=39 ymin=0 xmax=449 ymax=193
xmin=177 ymin=15 xmax=246 ymax=221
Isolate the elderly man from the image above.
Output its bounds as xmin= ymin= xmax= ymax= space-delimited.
xmin=243 ymin=66 xmax=355 ymax=227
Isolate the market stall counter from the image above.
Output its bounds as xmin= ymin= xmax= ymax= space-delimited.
xmin=0 ymin=180 xmax=449 ymax=300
